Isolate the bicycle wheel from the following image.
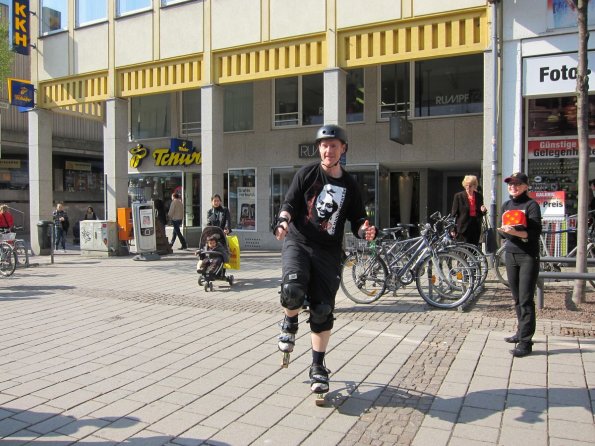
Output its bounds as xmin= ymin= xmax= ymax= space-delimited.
xmin=493 ymin=246 xmax=509 ymax=288
xmin=447 ymin=246 xmax=481 ymax=293
xmin=340 ymin=252 xmax=388 ymax=304
xmin=0 ymin=244 xmax=17 ymax=277
xmin=458 ymin=243 xmax=489 ymax=290
xmin=415 ymin=252 xmax=474 ymax=309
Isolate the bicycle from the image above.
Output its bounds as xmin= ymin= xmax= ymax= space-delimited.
xmin=494 ymin=216 xmax=595 ymax=289
xmin=0 ymin=240 xmax=17 ymax=277
xmin=340 ymin=213 xmax=475 ymax=309
xmin=0 ymin=227 xmax=30 ymax=267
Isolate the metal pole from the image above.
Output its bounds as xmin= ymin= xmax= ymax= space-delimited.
xmin=50 ymin=222 xmax=54 ymax=264
xmin=104 ymin=173 xmax=108 ymax=220
xmin=488 ymin=0 xmax=500 ymax=252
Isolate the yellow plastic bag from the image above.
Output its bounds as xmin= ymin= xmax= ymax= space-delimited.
xmin=224 ymin=234 xmax=241 ymax=270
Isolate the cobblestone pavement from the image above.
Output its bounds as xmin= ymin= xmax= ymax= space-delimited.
xmin=0 ymin=251 xmax=593 ymax=445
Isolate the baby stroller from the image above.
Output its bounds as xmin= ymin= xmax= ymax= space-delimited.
xmin=196 ymin=226 xmax=234 ymax=291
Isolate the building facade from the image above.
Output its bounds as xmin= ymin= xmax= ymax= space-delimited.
xmin=1 ymin=2 xmax=105 ymax=235
xmin=500 ymin=0 xmax=595 ymax=254
xmin=27 ymin=0 xmax=491 ymax=252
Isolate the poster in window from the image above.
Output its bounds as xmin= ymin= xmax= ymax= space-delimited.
xmin=237 ymin=187 xmax=256 ymax=230
xmin=547 ymin=0 xmax=595 ymax=29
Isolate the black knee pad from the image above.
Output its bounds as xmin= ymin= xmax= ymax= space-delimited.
xmin=280 ymin=278 xmax=307 ymax=310
xmin=309 ymin=303 xmax=334 ymax=333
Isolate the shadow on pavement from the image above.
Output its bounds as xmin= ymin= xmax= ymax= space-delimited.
xmin=0 ymin=406 xmax=231 ymax=445
xmin=326 ymin=381 xmax=591 ymax=426
xmin=0 ymin=284 xmax=76 ymax=300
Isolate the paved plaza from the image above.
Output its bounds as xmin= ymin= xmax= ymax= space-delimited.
xmin=0 ymin=249 xmax=594 ymax=445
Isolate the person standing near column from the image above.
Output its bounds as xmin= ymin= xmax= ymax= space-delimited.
xmin=52 ymin=203 xmax=69 ymax=253
xmin=168 ymin=192 xmax=187 ymax=250
xmin=497 ymin=172 xmax=542 ymax=358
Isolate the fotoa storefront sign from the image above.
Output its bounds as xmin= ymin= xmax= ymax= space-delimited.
xmin=523 ymin=52 xmax=595 ymax=96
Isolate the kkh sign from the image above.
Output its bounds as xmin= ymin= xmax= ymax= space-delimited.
xmin=12 ymin=0 xmax=30 ymax=56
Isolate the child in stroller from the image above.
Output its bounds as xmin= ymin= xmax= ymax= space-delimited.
xmin=196 ymin=227 xmax=233 ymax=291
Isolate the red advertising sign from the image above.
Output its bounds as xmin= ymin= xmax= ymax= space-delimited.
xmin=528 ymin=138 xmax=595 ymax=159
xmin=529 ymin=190 xmax=565 ymax=217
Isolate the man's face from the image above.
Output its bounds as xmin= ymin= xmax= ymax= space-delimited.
xmin=319 ymin=138 xmax=345 ymax=167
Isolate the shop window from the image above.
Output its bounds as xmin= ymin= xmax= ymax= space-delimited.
xmin=40 ymin=0 xmax=68 ymax=35
xmin=379 ymin=62 xmax=410 ymax=120
xmin=527 ymin=96 xmax=595 ymax=138
xmin=271 ymin=167 xmax=299 ymax=229
xmin=0 ymin=159 xmax=29 ymax=190
xmin=525 ymin=95 xmax=595 ymax=222
xmin=60 ymin=159 xmax=104 ymax=193
xmin=273 ymin=74 xmax=323 ymax=127
xmin=347 ymin=69 xmax=364 ymax=123
xmin=414 ymin=54 xmax=483 ymax=117
xmin=116 ymin=0 xmax=151 ymax=17
xmin=224 ymin=83 xmax=253 ymax=132
xmin=181 ymin=89 xmax=201 ymax=136
xmin=228 ymin=168 xmax=256 ymax=231
xmin=128 ymin=173 xmax=182 ymax=209
xmin=75 ymin=0 xmax=107 ymax=27
xmin=130 ymin=93 xmax=171 ymax=140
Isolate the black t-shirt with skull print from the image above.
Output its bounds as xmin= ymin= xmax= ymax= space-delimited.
xmin=280 ymin=161 xmax=368 ymax=250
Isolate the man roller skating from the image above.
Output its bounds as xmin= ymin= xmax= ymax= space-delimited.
xmin=273 ymin=124 xmax=377 ymax=401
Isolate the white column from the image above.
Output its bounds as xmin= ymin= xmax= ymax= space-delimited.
xmin=28 ymin=109 xmax=53 ymax=255
xmin=201 ymin=85 xmax=224 ymax=224
xmin=324 ymin=68 xmax=347 ymax=126
xmin=103 ymin=98 xmax=129 ymax=221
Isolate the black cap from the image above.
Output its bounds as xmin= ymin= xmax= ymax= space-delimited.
xmin=504 ymin=172 xmax=529 ymax=185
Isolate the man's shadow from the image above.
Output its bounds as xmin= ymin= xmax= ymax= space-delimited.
xmin=0 ymin=406 xmax=231 ymax=445
xmin=324 ymin=380 xmax=591 ymax=426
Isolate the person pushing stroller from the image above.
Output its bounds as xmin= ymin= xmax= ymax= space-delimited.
xmin=196 ymin=233 xmax=229 ymax=279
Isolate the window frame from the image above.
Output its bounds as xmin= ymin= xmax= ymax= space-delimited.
xmin=180 ymin=89 xmax=202 ymax=137
xmin=129 ymin=93 xmax=172 ymax=141
xmin=224 ymin=83 xmax=254 ymax=133
xmin=75 ymin=0 xmax=108 ymax=28
xmin=39 ymin=0 xmax=69 ymax=36
xmin=377 ymin=62 xmax=413 ymax=121
xmin=161 ymin=0 xmax=195 ymax=6
xmin=413 ymin=54 xmax=484 ymax=119
xmin=346 ymin=68 xmax=365 ymax=123
xmin=272 ymin=74 xmax=324 ymax=128
xmin=116 ymin=0 xmax=152 ymax=18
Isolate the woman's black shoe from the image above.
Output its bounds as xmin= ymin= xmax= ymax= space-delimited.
xmin=504 ymin=335 xmax=519 ymax=344
xmin=510 ymin=344 xmax=532 ymax=357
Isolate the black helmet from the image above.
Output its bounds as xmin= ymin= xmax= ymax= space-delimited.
xmin=315 ymin=124 xmax=348 ymax=145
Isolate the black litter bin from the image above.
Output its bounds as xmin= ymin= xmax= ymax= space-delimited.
xmin=37 ymin=220 xmax=53 ymax=255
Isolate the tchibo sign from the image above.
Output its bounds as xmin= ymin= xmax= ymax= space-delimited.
xmin=523 ymin=52 xmax=595 ymax=96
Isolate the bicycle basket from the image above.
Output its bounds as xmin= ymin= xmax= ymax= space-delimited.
xmin=0 ymin=232 xmax=16 ymax=242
